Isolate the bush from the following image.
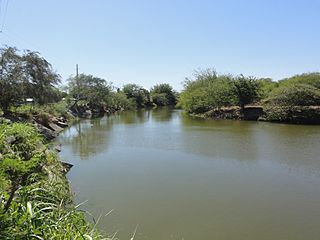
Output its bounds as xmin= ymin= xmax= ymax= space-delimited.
xmin=179 ymin=69 xmax=236 ymax=113
xmin=264 ymin=106 xmax=320 ymax=124
xmin=106 ymin=91 xmax=137 ymax=110
xmin=268 ymin=84 xmax=320 ymax=106
xmin=232 ymin=75 xmax=262 ymax=109
xmin=0 ymin=123 xmax=108 ymax=239
xmin=279 ymin=72 xmax=320 ymax=89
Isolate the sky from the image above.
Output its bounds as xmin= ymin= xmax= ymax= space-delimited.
xmin=0 ymin=0 xmax=319 ymax=91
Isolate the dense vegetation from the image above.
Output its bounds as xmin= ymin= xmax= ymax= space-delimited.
xmin=0 ymin=47 xmax=63 ymax=116
xmin=178 ymin=69 xmax=320 ymax=123
xmin=0 ymin=122 xmax=107 ymax=239
xmin=150 ymin=83 xmax=178 ymax=106
xmin=178 ymin=69 xmax=261 ymax=113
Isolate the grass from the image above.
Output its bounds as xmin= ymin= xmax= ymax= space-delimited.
xmin=0 ymin=122 xmax=109 ymax=239
xmin=11 ymin=100 xmax=73 ymax=121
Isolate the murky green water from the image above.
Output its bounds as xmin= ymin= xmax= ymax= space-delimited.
xmin=56 ymin=108 xmax=320 ymax=240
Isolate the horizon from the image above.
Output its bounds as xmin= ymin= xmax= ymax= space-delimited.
xmin=0 ymin=0 xmax=319 ymax=90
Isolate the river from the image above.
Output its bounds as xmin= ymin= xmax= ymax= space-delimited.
xmin=56 ymin=108 xmax=320 ymax=240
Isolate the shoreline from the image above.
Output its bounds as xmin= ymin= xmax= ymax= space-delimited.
xmin=191 ymin=105 xmax=320 ymax=125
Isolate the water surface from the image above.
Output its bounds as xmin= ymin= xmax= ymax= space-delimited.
xmin=56 ymin=108 xmax=320 ymax=240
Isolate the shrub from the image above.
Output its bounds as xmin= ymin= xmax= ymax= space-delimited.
xmin=279 ymin=72 xmax=320 ymax=89
xmin=268 ymin=84 xmax=320 ymax=106
xmin=179 ymin=69 xmax=236 ymax=113
xmin=0 ymin=123 xmax=108 ymax=239
xmin=232 ymin=75 xmax=262 ymax=109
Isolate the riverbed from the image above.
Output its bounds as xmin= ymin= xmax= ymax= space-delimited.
xmin=56 ymin=108 xmax=320 ymax=240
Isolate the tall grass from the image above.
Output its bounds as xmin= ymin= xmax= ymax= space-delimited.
xmin=0 ymin=123 xmax=109 ymax=239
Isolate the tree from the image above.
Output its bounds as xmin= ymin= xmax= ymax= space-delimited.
xmin=22 ymin=50 xmax=61 ymax=105
xmin=0 ymin=46 xmax=62 ymax=115
xmin=105 ymin=91 xmax=136 ymax=111
xmin=179 ymin=69 xmax=236 ymax=113
xmin=150 ymin=83 xmax=177 ymax=106
xmin=68 ymin=74 xmax=112 ymax=110
xmin=0 ymin=47 xmax=23 ymax=115
xmin=122 ymin=84 xmax=151 ymax=108
xmin=232 ymin=75 xmax=261 ymax=109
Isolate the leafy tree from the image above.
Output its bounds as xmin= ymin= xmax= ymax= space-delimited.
xmin=0 ymin=46 xmax=62 ymax=115
xmin=122 ymin=83 xmax=151 ymax=108
xmin=151 ymin=83 xmax=177 ymax=106
xmin=22 ymin=50 xmax=61 ymax=104
xmin=151 ymin=93 xmax=169 ymax=106
xmin=0 ymin=47 xmax=23 ymax=115
xmin=232 ymin=75 xmax=261 ymax=109
xmin=179 ymin=86 xmax=210 ymax=113
xmin=68 ymin=74 xmax=112 ymax=112
xmin=179 ymin=69 xmax=236 ymax=113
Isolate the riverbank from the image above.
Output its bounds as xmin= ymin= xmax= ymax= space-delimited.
xmin=192 ymin=105 xmax=320 ymax=124
xmin=0 ymin=116 xmax=108 ymax=239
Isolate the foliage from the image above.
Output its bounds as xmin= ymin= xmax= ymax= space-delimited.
xmin=0 ymin=123 xmax=45 ymax=213
xmin=179 ymin=69 xmax=320 ymax=116
xmin=179 ymin=69 xmax=236 ymax=113
xmin=0 ymin=47 xmax=23 ymax=115
xmin=232 ymin=75 xmax=261 ymax=109
xmin=0 ymin=123 xmax=108 ymax=239
xmin=264 ymin=105 xmax=320 ymax=124
xmin=106 ymin=91 xmax=136 ymax=110
xmin=268 ymin=84 xmax=320 ymax=106
xmin=0 ymin=46 xmax=62 ymax=115
xmin=151 ymin=92 xmax=169 ymax=106
xmin=151 ymin=83 xmax=177 ymax=106
xmin=22 ymin=50 xmax=61 ymax=105
xmin=68 ymin=74 xmax=112 ymax=110
xmin=14 ymin=100 xmax=71 ymax=120
xmin=122 ymin=83 xmax=151 ymax=108
xmin=257 ymin=78 xmax=278 ymax=99
xmin=278 ymin=72 xmax=320 ymax=89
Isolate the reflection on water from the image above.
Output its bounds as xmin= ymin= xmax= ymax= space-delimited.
xmin=56 ymin=108 xmax=320 ymax=240
xmin=150 ymin=107 xmax=174 ymax=122
xmin=60 ymin=118 xmax=112 ymax=159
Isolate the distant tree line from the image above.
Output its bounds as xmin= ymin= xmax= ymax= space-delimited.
xmin=67 ymin=76 xmax=178 ymax=114
xmin=2 ymin=45 xmax=319 ymax=119
xmin=0 ymin=46 xmax=178 ymax=117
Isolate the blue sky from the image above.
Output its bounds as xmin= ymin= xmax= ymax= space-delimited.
xmin=1 ymin=0 xmax=319 ymax=90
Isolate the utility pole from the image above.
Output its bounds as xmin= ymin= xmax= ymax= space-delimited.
xmin=76 ymin=64 xmax=79 ymax=79
xmin=76 ymin=64 xmax=79 ymax=100
xmin=74 ymin=64 xmax=80 ymax=116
